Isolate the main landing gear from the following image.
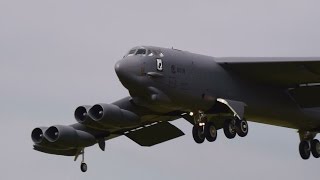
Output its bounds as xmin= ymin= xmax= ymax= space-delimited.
xmin=192 ymin=122 xmax=218 ymax=143
xmin=192 ymin=112 xmax=248 ymax=144
xmin=223 ymin=118 xmax=249 ymax=139
xmin=75 ymin=149 xmax=88 ymax=172
xmin=298 ymin=131 xmax=320 ymax=160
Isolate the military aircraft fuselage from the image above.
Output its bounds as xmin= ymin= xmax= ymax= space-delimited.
xmin=115 ymin=46 xmax=320 ymax=130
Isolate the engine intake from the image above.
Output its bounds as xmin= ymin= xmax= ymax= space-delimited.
xmin=88 ymin=104 xmax=140 ymax=127
xmin=31 ymin=127 xmax=48 ymax=145
xmin=45 ymin=125 xmax=96 ymax=148
xmin=74 ymin=105 xmax=90 ymax=123
xmin=74 ymin=105 xmax=106 ymax=129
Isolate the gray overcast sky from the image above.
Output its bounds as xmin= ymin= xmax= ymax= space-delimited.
xmin=1 ymin=0 xmax=320 ymax=179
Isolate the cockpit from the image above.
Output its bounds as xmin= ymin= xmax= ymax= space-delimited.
xmin=124 ymin=47 xmax=164 ymax=58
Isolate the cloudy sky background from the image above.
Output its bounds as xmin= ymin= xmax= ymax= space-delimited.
xmin=1 ymin=0 xmax=320 ymax=179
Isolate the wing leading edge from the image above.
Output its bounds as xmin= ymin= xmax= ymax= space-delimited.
xmin=217 ymin=57 xmax=320 ymax=88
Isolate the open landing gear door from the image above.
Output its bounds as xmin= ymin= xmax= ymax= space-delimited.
xmin=216 ymin=98 xmax=247 ymax=119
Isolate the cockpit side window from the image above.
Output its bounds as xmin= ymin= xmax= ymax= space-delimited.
xmin=127 ymin=49 xmax=136 ymax=56
xmin=152 ymin=50 xmax=164 ymax=57
xmin=147 ymin=49 xmax=153 ymax=56
xmin=136 ymin=49 xmax=146 ymax=55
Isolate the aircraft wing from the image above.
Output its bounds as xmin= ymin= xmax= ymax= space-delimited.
xmin=288 ymin=85 xmax=320 ymax=108
xmin=78 ymin=114 xmax=184 ymax=147
xmin=217 ymin=57 xmax=320 ymax=88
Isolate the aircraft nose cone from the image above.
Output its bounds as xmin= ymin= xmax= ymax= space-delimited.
xmin=115 ymin=58 xmax=141 ymax=88
xmin=114 ymin=61 xmax=121 ymax=75
xmin=114 ymin=60 xmax=127 ymax=80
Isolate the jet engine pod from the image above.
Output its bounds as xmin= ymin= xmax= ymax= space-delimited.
xmin=44 ymin=125 xmax=96 ymax=148
xmin=31 ymin=127 xmax=49 ymax=145
xmin=33 ymin=145 xmax=78 ymax=156
xmin=88 ymin=104 xmax=140 ymax=127
xmin=74 ymin=105 xmax=103 ymax=129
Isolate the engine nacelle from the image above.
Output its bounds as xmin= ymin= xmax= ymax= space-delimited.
xmin=33 ymin=145 xmax=78 ymax=156
xmin=74 ymin=105 xmax=104 ymax=129
xmin=88 ymin=103 xmax=140 ymax=127
xmin=44 ymin=125 xmax=96 ymax=148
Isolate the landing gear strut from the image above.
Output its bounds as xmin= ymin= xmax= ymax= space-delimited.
xmin=75 ymin=149 xmax=87 ymax=172
xmin=80 ymin=150 xmax=87 ymax=172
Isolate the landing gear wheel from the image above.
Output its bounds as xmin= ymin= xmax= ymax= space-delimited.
xmin=311 ymin=139 xmax=320 ymax=158
xmin=236 ymin=119 xmax=249 ymax=137
xmin=299 ymin=140 xmax=311 ymax=160
xmin=204 ymin=122 xmax=217 ymax=142
xmin=223 ymin=119 xmax=236 ymax=139
xmin=80 ymin=162 xmax=87 ymax=172
xmin=192 ymin=125 xmax=205 ymax=144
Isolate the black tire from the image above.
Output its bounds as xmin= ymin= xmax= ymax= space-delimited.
xmin=192 ymin=125 xmax=205 ymax=144
xmin=223 ymin=119 xmax=236 ymax=139
xmin=299 ymin=140 xmax=311 ymax=160
xmin=311 ymin=139 xmax=320 ymax=158
xmin=236 ymin=119 xmax=249 ymax=137
xmin=204 ymin=122 xmax=217 ymax=142
xmin=81 ymin=162 xmax=87 ymax=172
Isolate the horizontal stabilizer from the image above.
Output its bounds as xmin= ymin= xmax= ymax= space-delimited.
xmin=125 ymin=122 xmax=184 ymax=146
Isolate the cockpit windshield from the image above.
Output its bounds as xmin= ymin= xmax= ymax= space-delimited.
xmin=136 ymin=48 xmax=146 ymax=55
xmin=124 ymin=47 xmax=164 ymax=58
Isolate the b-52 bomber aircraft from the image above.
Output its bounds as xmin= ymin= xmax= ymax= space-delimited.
xmin=32 ymin=46 xmax=320 ymax=172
